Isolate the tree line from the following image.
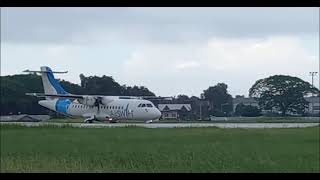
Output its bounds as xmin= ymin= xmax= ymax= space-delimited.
xmin=1 ymin=73 xmax=319 ymax=117
xmin=0 ymin=73 xmax=154 ymax=115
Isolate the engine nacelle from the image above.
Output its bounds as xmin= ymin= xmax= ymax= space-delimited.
xmin=78 ymin=96 xmax=96 ymax=106
xmin=78 ymin=96 xmax=114 ymax=107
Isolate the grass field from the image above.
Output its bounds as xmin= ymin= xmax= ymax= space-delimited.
xmin=1 ymin=125 xmax=319 ymax=173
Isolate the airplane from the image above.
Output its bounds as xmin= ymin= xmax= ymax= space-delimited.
xmin=24 ymin=66 xmax=170 ymax=123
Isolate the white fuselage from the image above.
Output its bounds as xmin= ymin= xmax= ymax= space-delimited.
xmin=39 ymin=97 xmax=162 ymax=121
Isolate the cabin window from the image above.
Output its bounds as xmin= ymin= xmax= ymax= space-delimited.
xmin=141 ymin=104 xmax=146 ymax=107
xmin=122 ymin=106 xmax=124 ymax=109
xmin=147 ymin=104 xmax=153 ymax=107
xmin=138 ymin=104 xmax=142 ymax=107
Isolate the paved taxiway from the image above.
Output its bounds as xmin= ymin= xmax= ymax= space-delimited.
xmin=1 ymin=122 xmax=319 ymax=128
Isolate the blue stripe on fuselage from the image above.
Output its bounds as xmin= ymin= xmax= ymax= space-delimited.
xmin=55 ymin=99 xmax=71 ymax=114
xmin=46 ymin=67 xmax=68 ymax=94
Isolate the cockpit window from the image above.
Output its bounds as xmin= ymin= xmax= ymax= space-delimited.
xmin=138 ymin=103 xmax=153 ymax=108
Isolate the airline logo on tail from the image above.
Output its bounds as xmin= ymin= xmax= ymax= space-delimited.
xmin=41 ymin=66 xmax=68 ymax=95
xmin=45 ymin=67 xmax=68 ymax=95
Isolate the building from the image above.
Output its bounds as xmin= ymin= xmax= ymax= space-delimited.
xmin=305 ymin=96 xmax=320 ymax=115
xmin=0 ymin=114 xmax=50 ymax=122
xmin=157 ymin=104 xmax=192 ymax=120
xmin=232 ymin=96 xmax=320 ymax=116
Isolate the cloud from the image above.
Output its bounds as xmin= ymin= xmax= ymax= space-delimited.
xmin=121 ymin=35 xmax=318 ymax=97
xmin=175 ymin=61 xmax=200 ymax=71
xmin=1 ymin=8 xmax=318 ymax=97
xmin=1 ymin=7 xmax=318 ymax=44
xmin=1 ymin=35 xmax=318 ymax=97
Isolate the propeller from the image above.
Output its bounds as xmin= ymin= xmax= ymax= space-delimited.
xmin=93 ymin=96 xmax=103 ymax=114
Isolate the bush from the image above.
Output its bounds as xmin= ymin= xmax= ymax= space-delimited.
xmin=235 ymin=103 xmax=261 ymax=117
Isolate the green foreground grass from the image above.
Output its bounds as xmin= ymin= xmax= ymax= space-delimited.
xmin=1 ymin=125 xmax=319 ymax=173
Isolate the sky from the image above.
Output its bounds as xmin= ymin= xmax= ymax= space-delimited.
xmin=1 ymin=7 xmax=319 ymax=97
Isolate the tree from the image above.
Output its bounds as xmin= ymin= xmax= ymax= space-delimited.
xmin=235 ymin=103 xmax=261 ymax=117
xmin=176 ymin=94 xmax=190 ymax=103
xmin=249 ymin=75 xmax=319 ymax=116
xmin=121 ymin=85 xmax=155 ymax=96
xmin=79 ymin=75 xmax=123 ymax=95
xmin=202 ymin=83 xmax=233 ymax=116
xmin=1 ymin=74 xmax=49 ymax=115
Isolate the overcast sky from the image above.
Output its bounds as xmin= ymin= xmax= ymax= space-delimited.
xmin=1 ymin=7 xmax=319 ymax=97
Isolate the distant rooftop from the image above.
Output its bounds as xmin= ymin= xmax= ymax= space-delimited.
xmin=158 ymin=104 xmax=192 ymax=111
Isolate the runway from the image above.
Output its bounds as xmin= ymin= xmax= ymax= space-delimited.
xmin=1 ymin=122 xmax=319 ymax=128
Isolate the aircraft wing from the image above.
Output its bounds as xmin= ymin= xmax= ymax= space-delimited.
xmin=26 ymin=93 xmax=173 ymax=101
xmin=26 ymin=93 xmax=114 ymax=105
xmin=26 ymin=93 xmax=84 ymax=99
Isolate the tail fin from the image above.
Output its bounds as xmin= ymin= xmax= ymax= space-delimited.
xmin=24 ymin=66 xmax=69 ymax=97
xmin=39 ymin=66 xmax=69 ymax=95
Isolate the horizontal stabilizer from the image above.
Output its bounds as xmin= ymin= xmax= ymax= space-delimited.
xmin=23 ymin=70 xmax=68 ymax=74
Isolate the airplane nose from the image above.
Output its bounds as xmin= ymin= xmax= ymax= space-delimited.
xmin=154 ymin=109 xmax=162 ymax=119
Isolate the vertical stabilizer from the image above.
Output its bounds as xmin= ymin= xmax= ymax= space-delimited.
xmin=39 ymin=66 xmax=69 ymax=98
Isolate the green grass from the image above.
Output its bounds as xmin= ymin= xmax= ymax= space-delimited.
xmin=1 ymin=125 xmax=319 ymax=173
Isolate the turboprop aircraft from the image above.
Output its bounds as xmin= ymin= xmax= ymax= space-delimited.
xmin=24 ymin=66 xmax=169 ymax=123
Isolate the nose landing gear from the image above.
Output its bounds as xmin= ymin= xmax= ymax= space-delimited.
xmin=145 ymin=120 xmax=153 ymax=123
